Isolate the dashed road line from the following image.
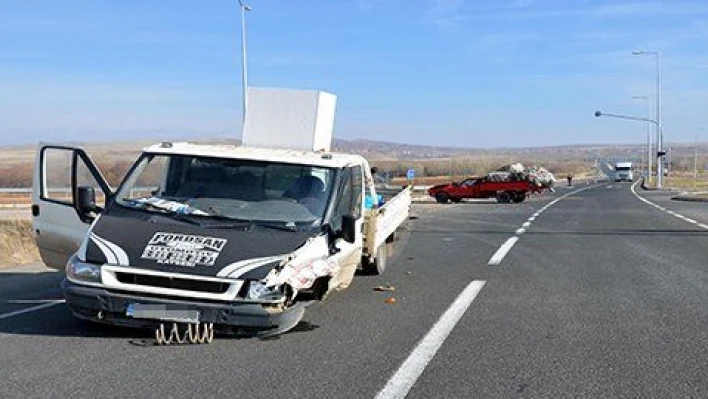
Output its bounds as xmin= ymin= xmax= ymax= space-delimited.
xmin=376 ymin=280 xmax=486 ymax=399
xmin=630 ymin=181 xmax=708 ymax=231
xmin=487 ymin=184 xmax=599 ymax=266
xmin=488 ymin=237 xmax=520 ymax=265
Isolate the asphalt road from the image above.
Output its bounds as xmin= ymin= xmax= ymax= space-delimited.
xmin=2 ymin=181 xmax=708 ymax=398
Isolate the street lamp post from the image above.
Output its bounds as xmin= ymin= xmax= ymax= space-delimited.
xmin=594 ymin=111 xmax=661 ymax=184
xmin=237 ymin=0 xmax=252 ymax=133
xmin=632 ymin=95 xmax=653 ymax=183
xmin=632 ymin=50 xmax=662 ymax=188
xmin=696 ymin=127 xmax=705 ymax=181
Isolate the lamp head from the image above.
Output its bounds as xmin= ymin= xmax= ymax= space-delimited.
xmin=594 ymin=110 xmax=602 ymax=117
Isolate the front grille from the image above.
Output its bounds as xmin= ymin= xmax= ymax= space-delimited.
xmin=115 ymin=272 xmax=231 ymax=294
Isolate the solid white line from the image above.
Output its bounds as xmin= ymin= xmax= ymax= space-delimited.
xmin=375 ymin=280 xmax=486 ymax=399
xmin=630 ymin=180 xmax=708 ymax=230
xmin=488 ymin=237 xmax=519 ymax=265
xmin=0 ymin=300 xmax=65 ymax=321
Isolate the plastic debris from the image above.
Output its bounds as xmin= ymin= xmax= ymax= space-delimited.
xmin=490 ymin=163 xmax=556 ymax=190
xmin=384 ymin=297 xmax=396 ymax=304
xmin=374 ymin=285 xmax=396 ymax=292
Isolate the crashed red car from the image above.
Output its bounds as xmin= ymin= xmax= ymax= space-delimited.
xmin=427 ymin=177 xmax=544 ymax=204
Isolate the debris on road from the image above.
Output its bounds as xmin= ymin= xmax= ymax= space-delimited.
xmin=374 ymin=285 xmax=396 ymax=292
xmin=384 ymin=297 xmax=397 ymax=304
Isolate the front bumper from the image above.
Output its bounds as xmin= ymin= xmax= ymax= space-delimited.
xmin=62 ymin=279 xmax=309 ymax=336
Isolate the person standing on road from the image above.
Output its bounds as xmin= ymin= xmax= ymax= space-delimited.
xmin=567 ymin=174 xmax=573 ymax=186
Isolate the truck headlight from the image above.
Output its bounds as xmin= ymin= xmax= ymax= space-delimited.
xmin=246 ymin=281 xmax=283 ymax=301
xmin=67 ymin=256 xmax=102 ymax=283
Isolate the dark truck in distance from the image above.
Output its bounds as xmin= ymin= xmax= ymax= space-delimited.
xmin=427 ymin=177 xmax=545 ymax=204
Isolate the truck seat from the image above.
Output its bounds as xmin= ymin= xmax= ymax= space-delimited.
xmin=176 ymin=167 xmax=229 ymax=198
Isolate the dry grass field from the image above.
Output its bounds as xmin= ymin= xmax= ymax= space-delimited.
xmin=0 ymin=220 xmax=39 ymax=266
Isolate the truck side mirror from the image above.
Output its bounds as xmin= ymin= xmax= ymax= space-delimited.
xmin=341 ymin=214 xmax=356 ymax=243
xmin=77 ymin=186 xmax=98 ymax=215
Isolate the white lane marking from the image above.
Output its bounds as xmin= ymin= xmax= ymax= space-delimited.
xmin=630 ymin=181 xmax=708 ymax=230
xmin=488 ymin=237 xmax=519 ymax=265
xmin=0 ymin=300 xmax=65 ymax=321
xmin=487 ymin=183 xmax=600 ymax=266
xmin=375 ymin=280 xmax=486 ymax=399
xmin=2 ymin=299 xmax=64 ymax=305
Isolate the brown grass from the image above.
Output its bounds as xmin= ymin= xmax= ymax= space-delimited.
xmin=644 ymin=172 xmax=708 ymax=192
xmin=0 ymin=220 xmax=40 ymax=267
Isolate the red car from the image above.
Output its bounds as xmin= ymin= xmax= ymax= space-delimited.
xmin=428 ymin=177 xmax=543 ymax=204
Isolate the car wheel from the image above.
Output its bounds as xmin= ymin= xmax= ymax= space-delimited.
xmin=512 ymin=193 xmax=525 ymax=203
xmin=435 ymin=192 xmax=450 ymax=203
xmin=362 ymin=242 xmax=388 ymax=275
xmin=450 ymin=197 xmax=462 ymax=203
xmin=496 ymin=191 xmax=511 ymax=203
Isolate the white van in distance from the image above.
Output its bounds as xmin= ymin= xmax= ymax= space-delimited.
xmin=614 ymin=162 xmax=633 ymax=182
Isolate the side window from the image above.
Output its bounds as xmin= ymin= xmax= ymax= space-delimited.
xmin=351 ymin=166 xmax=362 ymax=219
xmin=76 ymin=158 xmax=107 ymax=208
xmin=42 ymin=148 xmax=73 ymax=204
xmin=41 ymin=147 xmax=111 ymax=208
xmin=330 ymin=168 xmax=352 ymax=232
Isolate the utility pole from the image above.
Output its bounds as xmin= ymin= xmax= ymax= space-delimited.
xmin=237 ymin=0 xmax=252 ymax=134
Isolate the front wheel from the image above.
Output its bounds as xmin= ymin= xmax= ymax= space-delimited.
xmin=362 ymin=242 xmax=388 ymax=275
xmin=435 ymin=192 xmax=450 ymax=204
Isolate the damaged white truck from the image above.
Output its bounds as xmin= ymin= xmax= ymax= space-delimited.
xmin=32 ymin=88 xmax=412 ymax=342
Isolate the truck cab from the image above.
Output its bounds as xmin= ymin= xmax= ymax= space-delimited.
xmin=31 ymin=88 xmax=412 ymax=338
xmin=614 ymin=162 xmax=633 ymax=182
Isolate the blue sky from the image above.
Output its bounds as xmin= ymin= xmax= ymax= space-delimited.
xmin=2 ymin=0 xmax=708 ymax=147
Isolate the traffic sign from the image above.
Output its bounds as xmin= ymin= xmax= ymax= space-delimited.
xmin=406 ymin=169 xmax=415 ymax=180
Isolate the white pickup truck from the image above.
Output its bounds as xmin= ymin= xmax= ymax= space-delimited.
xmin=31 ymin=88 xmax=412 ymax=340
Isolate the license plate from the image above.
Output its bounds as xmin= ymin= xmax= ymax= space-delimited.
xmin=126 ymin=303 xmax=200 ymax=324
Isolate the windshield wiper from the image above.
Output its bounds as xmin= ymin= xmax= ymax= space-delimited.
xmin=171 ymin=213 xmax=252 ymax=229
xmin=251 ymin=222 xmax=308 ymax=232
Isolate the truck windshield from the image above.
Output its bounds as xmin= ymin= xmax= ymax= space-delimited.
xmin=616 ymin=167 xmax=631 ymax=171
xmin=115 ymin=154 xmax=335 ymax=227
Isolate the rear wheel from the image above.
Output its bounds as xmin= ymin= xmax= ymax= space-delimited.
xmin=496 ymin=191 xmax=511 ymax=203
xmin=512 ymin=192 xmax=525 ymax=203
xmin=362 ymin=242 xmax=388 ymax=275
xmin=435 ymin=192 xmax=450 ymax=204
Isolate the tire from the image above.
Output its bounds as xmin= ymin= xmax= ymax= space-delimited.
xmin=435 ymin=192 xmax=450 ymax=204
xmin=496 ymin=191 xmax=511 ymax=203
xmin=450 ymin=197 xmax=462 ymax=203
xmin=512 ymin=193 xmax=525 ymax=203
xmin=362 ymin=242 xmax=388 ymax=275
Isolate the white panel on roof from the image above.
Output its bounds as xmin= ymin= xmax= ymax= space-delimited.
xmin=242 ymin=87 xmax=337 ymax=152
